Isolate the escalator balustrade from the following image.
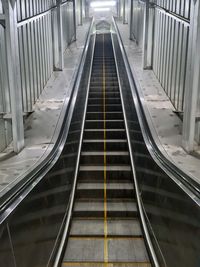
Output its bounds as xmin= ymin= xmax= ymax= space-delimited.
xmin=61 ymin=33 xmax=151 ymax=267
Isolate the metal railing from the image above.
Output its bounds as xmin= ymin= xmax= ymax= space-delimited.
xmin=112 ymin=16 xmax=200 ymax=267
xmin=0 ymin=18 xmax=94 ymax=267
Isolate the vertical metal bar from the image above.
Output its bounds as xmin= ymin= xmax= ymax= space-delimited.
xmin=40 ymin=17 xmax=45 ymax=87
xmin=162 ymin=14 xmax=168 ymax=89
xmin=37 ymin=18 xmax=43 ymax=93
xmin=31 ymin=20 xmax=37 ymax=103
xmin=73 ymin=0 xmax=77 ymax=41
xmin=168 ymin=17 xmax=175 ymax=98
xmin=2 ymin=0 xmax=24 ymax=153
xmin=142 ymin=0 xmax=149 ymax=69
xmin=27 ymin=22 xmax=34 ymax=109
xmin=79 ymin=0 xmax=83 ymax=25
xmin=34 ymin=19 xmax=40 ymax=98
xmin=51 ymin=7 xmax=57 ymax=69
xmin=182 ymin=1 xmax=200 ymax=151
xmin=42 ymin=16 xmax=48 ymax=83
xmin=18 ymin=26 xmax=27 ymax=112
xmin=56 ymin=0 xmax=64 ymax=70
xmin=153 ymin=8 xmax=158 ymax=75
xmin=179 ymin=26 xmax=189 ymax=111
xmin=171 ymin=20 xmax=179 ymax=107
xmin=157 ymin=11 xmax=163 ymax=81
xmin=129 ymin=0 xmax=133 ymax=40
xmin=164 ymin=15 xmax=171 ymax=92
xmin=23 ymin=24 xmax=31 ymax=111
xmin=175 ymin=22 xmax=183 ymax=110
xmin=123 ymin=0 xmax=126 ymax=24
xmin=159 ymin=12 xmax=166 ymax=85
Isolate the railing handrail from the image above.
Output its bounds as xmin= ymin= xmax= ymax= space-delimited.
xmin=111 ymin=18 xmax=160 ymax=267
xmin=0 ymin=17 xmax=95 ymax=225
xmin=111 ymin=17 xmax=200 ymax=205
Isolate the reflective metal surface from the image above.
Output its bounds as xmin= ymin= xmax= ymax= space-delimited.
xmin=0 ymin=27 xmax=95 ymax=267
xmin=112 ymin=19 xmax=200 ymax=267
xmin=130 ymin=1 xmax=190 ymax=112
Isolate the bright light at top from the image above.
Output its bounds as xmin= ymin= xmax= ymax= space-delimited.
xmin=90 ymin=1 xmax=116 ymax=8
xmin=94 ymin=7 xmax=111 ymax=11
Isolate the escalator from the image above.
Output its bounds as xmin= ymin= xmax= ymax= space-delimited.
xmin=61 ymin=33 xmax=151 ymax=266
xmin=0 ymin=21 xmax=200 ymax=267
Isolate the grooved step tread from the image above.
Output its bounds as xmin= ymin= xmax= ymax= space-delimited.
xmin=62 ymin=237 xmax=149 ymax=263
xmin=69 ymin=218 xmax=142 ymax=237
xmin=62 ymin=34 xmax=150 ymax=267
xmin=86 ymin=112 xmax=123 ymax=114
xmin=74 ymin=200 xmax=137 ymax=213
xmin=85 ymin=120 xmax=124 ymax=122
xmin=77 ymin=182 xmax=134 ymax=190
xmin=81 ymin=151 xmax=129 ymax=156
xmin=83 ymin=140 xmax=127 ymax=143
xmin=84 ymin=129 xmax=125 ymax=132
xmin=79 ymin=165 xmax=131 ymax=171
xmin=62 ymin=263 xmax=151 ymax=267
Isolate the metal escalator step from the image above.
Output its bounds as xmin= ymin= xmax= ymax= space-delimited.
xmin=88 ymin=98 xmax=121 ymax=105
xmin=83 ymin=129 xmax=126 ymax=139
xmin=62 ymin=263 xmax=151 ymax=267
xmin=77 ymin=182 xmax=133 ymax=189
xmin=89 ymin=85 xmax=119 ymax=90
xmin=81 ymin=151 xmax=129 ymax=156
xmin=87 ymin=105 xmax=122 ymax=112
xmin=76 ymin=182 xmax=134 ymax=198
xmin=85 ymin=120 xmax=125 ymax=129
xmin=69 ymin=218 xmax=142 ymax=237
xmin=80 ymin=151 xmax=130 ymax=165
xmin=90 ymin=75 xmax=119 ymax=82
xmin=62 ymin=34 xmax=151 ymax=267
xmin=82 ymin=139 xmax=128 ymax=152
xmin=62 ymin=237 xmax=149 ymax=264
xmin=73 ymin=199 xmax=137 ymax=217
xmin=89 ymin=92 xmax=120 ymax=98
xmin=79 ymin=165 xmax=131 ymax=171
xmin=86 ymin=112 xmax=123 ymax=120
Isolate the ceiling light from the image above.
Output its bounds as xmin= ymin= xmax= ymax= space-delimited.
xmin=90 ymin=1 xmax=116 ymax=8
xmin=94 ymin=7 xmax=111 ymax=11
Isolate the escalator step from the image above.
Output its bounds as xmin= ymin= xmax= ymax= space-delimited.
xmin=69 ymin=218 xmax=142 ymax=237
xmin=76 ymin=182 xmax=134 ymax=198
xmin=73 ymin=199 xmax=137 ymax=217
xmin=62 ymin=237 xmax=149 ymax=264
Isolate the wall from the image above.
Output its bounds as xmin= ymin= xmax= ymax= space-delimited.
xmin=130 ymin=0 xmax=191 ymax=112
xmin=0 ymin=0 xmax=77 ymax=152
xmin=130 ymin=0 xmax=145 ymax=46
xmin=62 ymin=1 xmax=75 ymax=50
xmin=0 ymin=1 xmax=12 ymax=151
xmin=153 ymin=6 xmax=189 ymax=111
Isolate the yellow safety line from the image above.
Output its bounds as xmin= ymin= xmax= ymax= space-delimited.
xmin=103 ymin=33 xmax=108 ymax=267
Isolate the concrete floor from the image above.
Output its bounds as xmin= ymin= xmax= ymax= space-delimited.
xmin=0 ymin=19 xmax=91 ymax=197
xmin=116 ymin=20 xmax=200 ymax=184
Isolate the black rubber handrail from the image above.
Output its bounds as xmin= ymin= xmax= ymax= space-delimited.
xmin=112 ymin=17 xmax=200 ymax=204
xmin=0 ymin=18 xmax=94 ymax=224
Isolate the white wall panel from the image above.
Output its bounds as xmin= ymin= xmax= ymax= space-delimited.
xmin=18 ymin=13 xmax=53 ymax=112
xmin=154 ymin=0 xmax=191 ymax=20
xmin=153 ymin=9 xmax=189 ymax=111
xmin=62 ymin=2 xmax=75 ymax=50
xmin=0 ymin=0 xmax=77 ymax=152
